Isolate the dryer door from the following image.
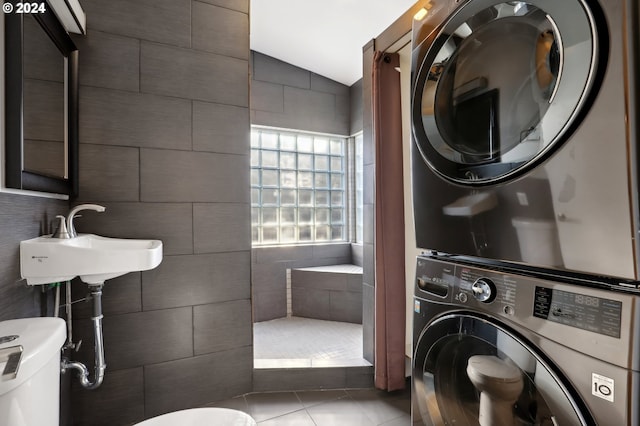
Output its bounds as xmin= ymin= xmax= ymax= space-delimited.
xmin=411 ymin=0 xmax=604 ymax=185
xmin=412 ymin=313 xmax=592 ymax=425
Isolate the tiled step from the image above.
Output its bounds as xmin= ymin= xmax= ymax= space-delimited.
xmin=291 ymin=264 xmax=363 ymax=324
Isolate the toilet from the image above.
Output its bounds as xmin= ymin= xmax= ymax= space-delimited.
xmin=511 ymin=217 xmax=563 ymax=266
xmin=467 ymin=355 xmax=524 ymax=426
xmin=0 ymin=317 xmax=256 ymax=426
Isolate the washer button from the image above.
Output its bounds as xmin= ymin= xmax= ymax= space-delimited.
xmin=504 ymin=305 xmax=515 ymax=315
xmin=458 ymin=292 xmax=468 ymax=303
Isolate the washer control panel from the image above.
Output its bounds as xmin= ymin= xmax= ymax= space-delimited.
xmin=456 ymin=266 xmax=517 ymax=314
xmin=533 ymin=286 xmax=622 ymax=338
xmin=470 ymin=278 xmax=496 ymax=303
xmin=415 ymin=256 xmax=517 ymax=315
xmin=415 ymin=256 xmax=628 ymax=339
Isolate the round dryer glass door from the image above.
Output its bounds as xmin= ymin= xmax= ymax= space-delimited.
xmin=413 ymin=314 xmax=592 ymax=425
xmin=412 ymin=0 xmax=604 ymax=184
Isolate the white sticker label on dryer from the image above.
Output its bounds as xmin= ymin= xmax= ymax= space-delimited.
xmin=592 ymin=373 xmax=614 ymax=402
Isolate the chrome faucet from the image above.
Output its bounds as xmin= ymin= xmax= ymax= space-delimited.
xmin=67 ymin=204 xmax=106 ymax=238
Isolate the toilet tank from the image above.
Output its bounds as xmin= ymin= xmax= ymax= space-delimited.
xmin=0 ymin=317 xmax=66 ymax=426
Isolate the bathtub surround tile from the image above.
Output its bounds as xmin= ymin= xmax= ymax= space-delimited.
xmin=71 ymin=367 xmax=145 ymax=426
xmin=194 ymin=300 xmax=252 ymax=355
xmin=80 ymin=86 xmax=192 ymax=150
xmin=100 ymin=307 xmax=193 ymax=370
xmin=80 ymin=0 xmax=191 ymax=47
xmin=192 ymin=1 xmax=249 ymax=60
xmin=144 ymin=347 xmax=252 ymax=418
xmin=193 ymin=203 xmax=251 ymax=253
xmin=73 ymin=202 xmax=193 ymax=256
xmin=193 ymin=101 xmax=250 ymax=155
xmin=140 ymin=150 xmax=249 ymax=203
xmin=142 ymin=252 xmax=250 ymax=310
xmin=72 ymin=30 xmax=140 ymax=92
xmin=141 ymin=42 xmax=249 ymax=106
xmin=78 ymin=144 xmax=139 ymax=202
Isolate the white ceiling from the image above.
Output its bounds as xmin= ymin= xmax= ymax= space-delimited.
xmin=250 ymin=0 xmax=417 ymax=86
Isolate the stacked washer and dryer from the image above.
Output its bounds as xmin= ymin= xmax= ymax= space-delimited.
xmin=409 ymin=0 xmax=640 ymax=424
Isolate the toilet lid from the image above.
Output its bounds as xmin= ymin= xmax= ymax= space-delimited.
xmin=467 ymin=355 xmax=523 ymax=384
xmin=135 ymin=408 xmax=256 ymax=426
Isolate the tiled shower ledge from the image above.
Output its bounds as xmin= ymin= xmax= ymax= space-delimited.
xmin=292 ymin=264 xmax=363 ymax=274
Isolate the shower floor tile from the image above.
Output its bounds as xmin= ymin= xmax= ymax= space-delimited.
xmin=253 ymin=316 xmax=370 ymax=368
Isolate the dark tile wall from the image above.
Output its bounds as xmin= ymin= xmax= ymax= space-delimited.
xmin=250 ymin=52 xmax=351 ymax=136
xmin=291 ymin=268 xmax=363 ymax=323
xmin=0 ymin=193 xmax=66 ymax=321
xmin=253 ymin=365 xmax=374 ymax=392
xmin=248 ymin=54 xmax=361 ymax=324
xmin=362 ymin=41 xmax=376 ymax=364
xmin=66 ymin=0 xmax=252 ymax=424
xmin=252 ymin=244 xmax=352 ymax=322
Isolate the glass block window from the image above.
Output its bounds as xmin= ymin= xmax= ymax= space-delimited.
xmin=251 ymin=128 xmax=346 ymax=245
xmin=354 ymin=133 xmax=364 ymax=243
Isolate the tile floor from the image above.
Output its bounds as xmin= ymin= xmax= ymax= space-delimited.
xmin=254 ymin=317 xmax=371 ymax=368
xmin=208 ymin=386 xmax=411 ymax=425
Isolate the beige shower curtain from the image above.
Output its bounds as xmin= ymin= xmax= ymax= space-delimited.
xmin=372 ymin=51 xmax=406 ymax=391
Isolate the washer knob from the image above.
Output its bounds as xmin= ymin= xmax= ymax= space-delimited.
xmin=471 ymin=278 xmax=496 ymax=303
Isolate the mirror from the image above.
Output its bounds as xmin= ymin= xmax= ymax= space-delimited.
xmin=5 ymin=5 xmax=78 ymax=196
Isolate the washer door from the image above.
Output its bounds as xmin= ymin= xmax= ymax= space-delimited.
xmin=412 ymin=0 xmax=604 ymax=185
xmin=412 ymin=314 xmax=592 ymax=425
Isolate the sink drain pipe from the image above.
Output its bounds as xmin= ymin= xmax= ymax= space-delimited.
xmin=61 ymin=283 xmax=106 ymax=390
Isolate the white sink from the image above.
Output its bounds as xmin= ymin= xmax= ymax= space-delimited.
xmin=20 ymin=234 xmax=163 ymax=285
